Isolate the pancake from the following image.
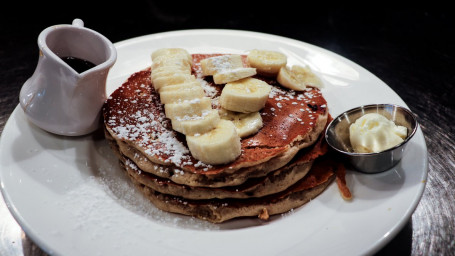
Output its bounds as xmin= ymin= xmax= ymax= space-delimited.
xmin=102 ymin=51 xmax=342 ymax=223
xmin=103 ymin=54 xmax=328 ymax=187
xmin=107 ymin=127 xmax=328 ymax=200
xmin=124 ymin=159 xmax=313 ymax=200
xmin=129 ymin=156 xmax=337 ymax=223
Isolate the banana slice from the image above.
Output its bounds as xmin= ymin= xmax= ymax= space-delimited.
xmin=159 ymin=85 xmax=205 ymax=104
xmin=151 ymin=58 xmax=192 ymax=72
xmin=219 ymin=77 xmax=271 ymax=113
xmin=186 ymin=119 xmax=241 ymax=165
xmin=292 ymin=65 xmax=323 ymax=88
xmin=152 ymin=65 xmax=192 ymax=75
xmin=212 ymin=67 xmax=257 ymax=84
xmin=171 ymin=109 xmax=220 ymax=136
xmin=200 ymin=54 xmax=244 ymax=76
xmin=247 ymin=49 xmax=287 ymax=76
xmin=164 ymin=97 xmax=212 ymax=119
xmin=277 ymin=65 xmax=323 ymax=91
xmin=159 ymin=81 xmax=200 ymax=93
xmin=151 ymin=68 xmax=192 ymax=81
xmin=219 ymin=108 xmax=263 ymax=138
xmin=151 ymin=48 xmax=189 ymax=59
xmin=153 ymin=54 xmax=192 ymax=67
xmin=151 ymin=48 xmax=193 ymax=65
xmin=152 ymin=74 xmax=197 ymax=91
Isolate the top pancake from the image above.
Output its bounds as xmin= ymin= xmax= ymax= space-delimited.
xmin=103 ymin=54 xmax=328 ymax=180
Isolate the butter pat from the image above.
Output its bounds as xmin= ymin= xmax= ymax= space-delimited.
xmin=349 ymin=113 xmax=407 ymax=153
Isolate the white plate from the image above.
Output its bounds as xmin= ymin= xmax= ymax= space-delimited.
xmin=0 ymin=29 xmax=428 ymax=256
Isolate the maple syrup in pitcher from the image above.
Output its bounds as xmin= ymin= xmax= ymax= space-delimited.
xmin=61 ymin=56 xmax=96 ymax=73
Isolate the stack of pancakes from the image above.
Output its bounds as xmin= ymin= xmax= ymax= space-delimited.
xmin=103 ymin=54 xmax=338 ymax=223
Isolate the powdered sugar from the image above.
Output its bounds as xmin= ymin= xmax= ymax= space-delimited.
xmin=111 ymin=110 xmax=157 ymax=141
xmin=54 ymin=152 xmax=218 ymax=233
xmin=109 ymin=109 xmax=191 ymax=167
xmin=147 ymin=130 xmax=190 ymax=166
xmin=206 ymin=55 xmax=238 ymax=72
xmin=197 ymin=78 xmax=218 ymax=98
xmin=176 ymin=110 xmax=211 ymax=121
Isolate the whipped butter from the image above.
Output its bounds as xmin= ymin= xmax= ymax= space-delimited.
xmin=349 ymin=113 xmax=407 ymax=153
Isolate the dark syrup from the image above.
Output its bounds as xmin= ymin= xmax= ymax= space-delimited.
xmin=61 ymin=56 xmax=96 ymax=73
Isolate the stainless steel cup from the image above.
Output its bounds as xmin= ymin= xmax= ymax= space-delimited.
xmin=325 ymin=104 xmax=419 ymax=173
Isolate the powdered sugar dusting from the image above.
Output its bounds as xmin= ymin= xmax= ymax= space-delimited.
xmin=105 ymin=71 xmax=195 ymax=168
xmin=206 ymin=55 xmax=239 ymax=73
xmin=55 ymin=156 xmax=218 ymax=233
xmin=197 ymin=78 xmax=218 ymax=98
xmin=176 ymin=110 xmax=211 ymax=121
xmin=144 ymin=130 xmax=190 ymax=166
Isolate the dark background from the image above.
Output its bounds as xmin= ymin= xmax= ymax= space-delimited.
xmin=1 ymin=2 xmax=454 ymax=255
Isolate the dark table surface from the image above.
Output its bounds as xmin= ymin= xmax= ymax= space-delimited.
xmin=1 ymin=3 xmax=454 ymax=255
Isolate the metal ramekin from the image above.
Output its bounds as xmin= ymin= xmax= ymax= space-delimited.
xmin=325 ymin=104 xmax=419 ymax=174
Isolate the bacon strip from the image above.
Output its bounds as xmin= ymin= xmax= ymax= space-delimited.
xmin=335 ymin=162 xmax=352 ymax=200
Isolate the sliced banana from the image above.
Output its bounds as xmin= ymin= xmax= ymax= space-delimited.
xmin=159 ymin=85 xmax=205 ymax=104
xmin=152 ymin=65 xmax=192 ymax=75
xmin=151 ymin=48 xmax=193 ymax=65
xmin=219 ymin=108 xmax=263 ymax=138
xmin=213 ymin=67 xmax=257 ymax=84
xmin=292 ymin=65 xmax=323 ymax=88
xmin=151 ymin=48 xmax=189 ymax=59
xmin=200 ymin=54 xmax=244 ymax=76
xmin=247 ymin=49 xmax=287 ymax=76
xmin=164 ymin=97 xmax=212 ymax=119
xmin=152 ymin=74 xmax=197 ymax=92
xmin=219 ymin=77 xmax=271 ymax=113
xmin=151 ymin=68 xmax=191 ymax=81
xmin=159 ymin=81 xmax=200 ymax=93
xmin=153 ymin=54 xmax=192 ymax=67
xmin=171 ymin=109 xmax=220 ymax=136
xmin=186 ymin=119 xmax=241 ymax=165
xmin=277 ymin=65 xmax=323 ymax=91
xmin=151 ymin=58 xmax=191 ymax=72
